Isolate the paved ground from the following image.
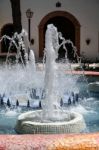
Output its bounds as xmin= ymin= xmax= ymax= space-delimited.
xmin=0 ymin=133 xmax=99 ymax=149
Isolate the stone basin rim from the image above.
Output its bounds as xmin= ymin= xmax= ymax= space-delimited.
xmin=17 ymin=110 xmax=84 ymax=125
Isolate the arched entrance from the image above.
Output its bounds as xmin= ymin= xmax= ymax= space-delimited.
xmin=0 ymin=23 xmax=16 ymax=53
xmin=39 ymin=11 xmax=80 ymax=60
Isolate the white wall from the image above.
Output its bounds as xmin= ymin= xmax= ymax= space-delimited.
xmin=0 ymin=0 xmax=99 ymax=61
xmin=0 ymin=0 xmax=12 ymax=29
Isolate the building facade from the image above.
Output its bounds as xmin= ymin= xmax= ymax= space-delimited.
xmin=0 ymin=0 xmax=99 ymax=61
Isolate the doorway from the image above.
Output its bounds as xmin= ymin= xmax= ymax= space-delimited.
xmin=1 ymin=23 xmax=16 ymax=53
xmin=39 ymin=11 xmax=80 ymax=60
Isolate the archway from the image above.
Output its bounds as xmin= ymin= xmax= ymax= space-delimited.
xmin=0 ymin=23 xmax=16 ymax=53
xmin=39 ymin=11 xmax=80 ymax=60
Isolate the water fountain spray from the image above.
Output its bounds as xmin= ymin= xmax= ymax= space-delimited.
xmin=15 ymin=24 xmax=86 ymax=134
xmin=0 ymin=29 xmax=35 ymax=68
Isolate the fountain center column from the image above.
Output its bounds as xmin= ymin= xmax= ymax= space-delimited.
xmin=41 ymin=24 xmax=60 ymax=119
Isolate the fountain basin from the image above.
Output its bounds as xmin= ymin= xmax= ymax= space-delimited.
xmin=15 ymin=110 xmax=86 ymax=134
xmin=88 ymin=82 xmax=99 ymax=93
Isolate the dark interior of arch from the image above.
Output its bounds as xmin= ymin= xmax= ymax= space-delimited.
xmin=44 ymin=16 xmax=76 ymax=61
xmin=1 ymin=23 xmax=16 ymax=53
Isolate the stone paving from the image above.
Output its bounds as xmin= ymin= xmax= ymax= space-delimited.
xmin=0 ymin=133 xmax=99 ymax=150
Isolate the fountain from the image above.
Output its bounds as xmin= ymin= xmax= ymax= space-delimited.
xmin=1 ymin=24 xmax=99 ymax=150
xmin=15 ymin=24 xmax=86 ymax=134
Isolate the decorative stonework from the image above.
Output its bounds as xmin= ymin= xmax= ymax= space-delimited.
xmin=56 ymin=1 xmax=62 ymax=7
xmin=15 ymin=110 xmax=86 ymax=134
xmin=39 ymin=11 xmax=80 ymax=58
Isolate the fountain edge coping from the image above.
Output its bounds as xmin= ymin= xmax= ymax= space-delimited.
xmin=66 ymin=70 xmax=99 ymax=76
